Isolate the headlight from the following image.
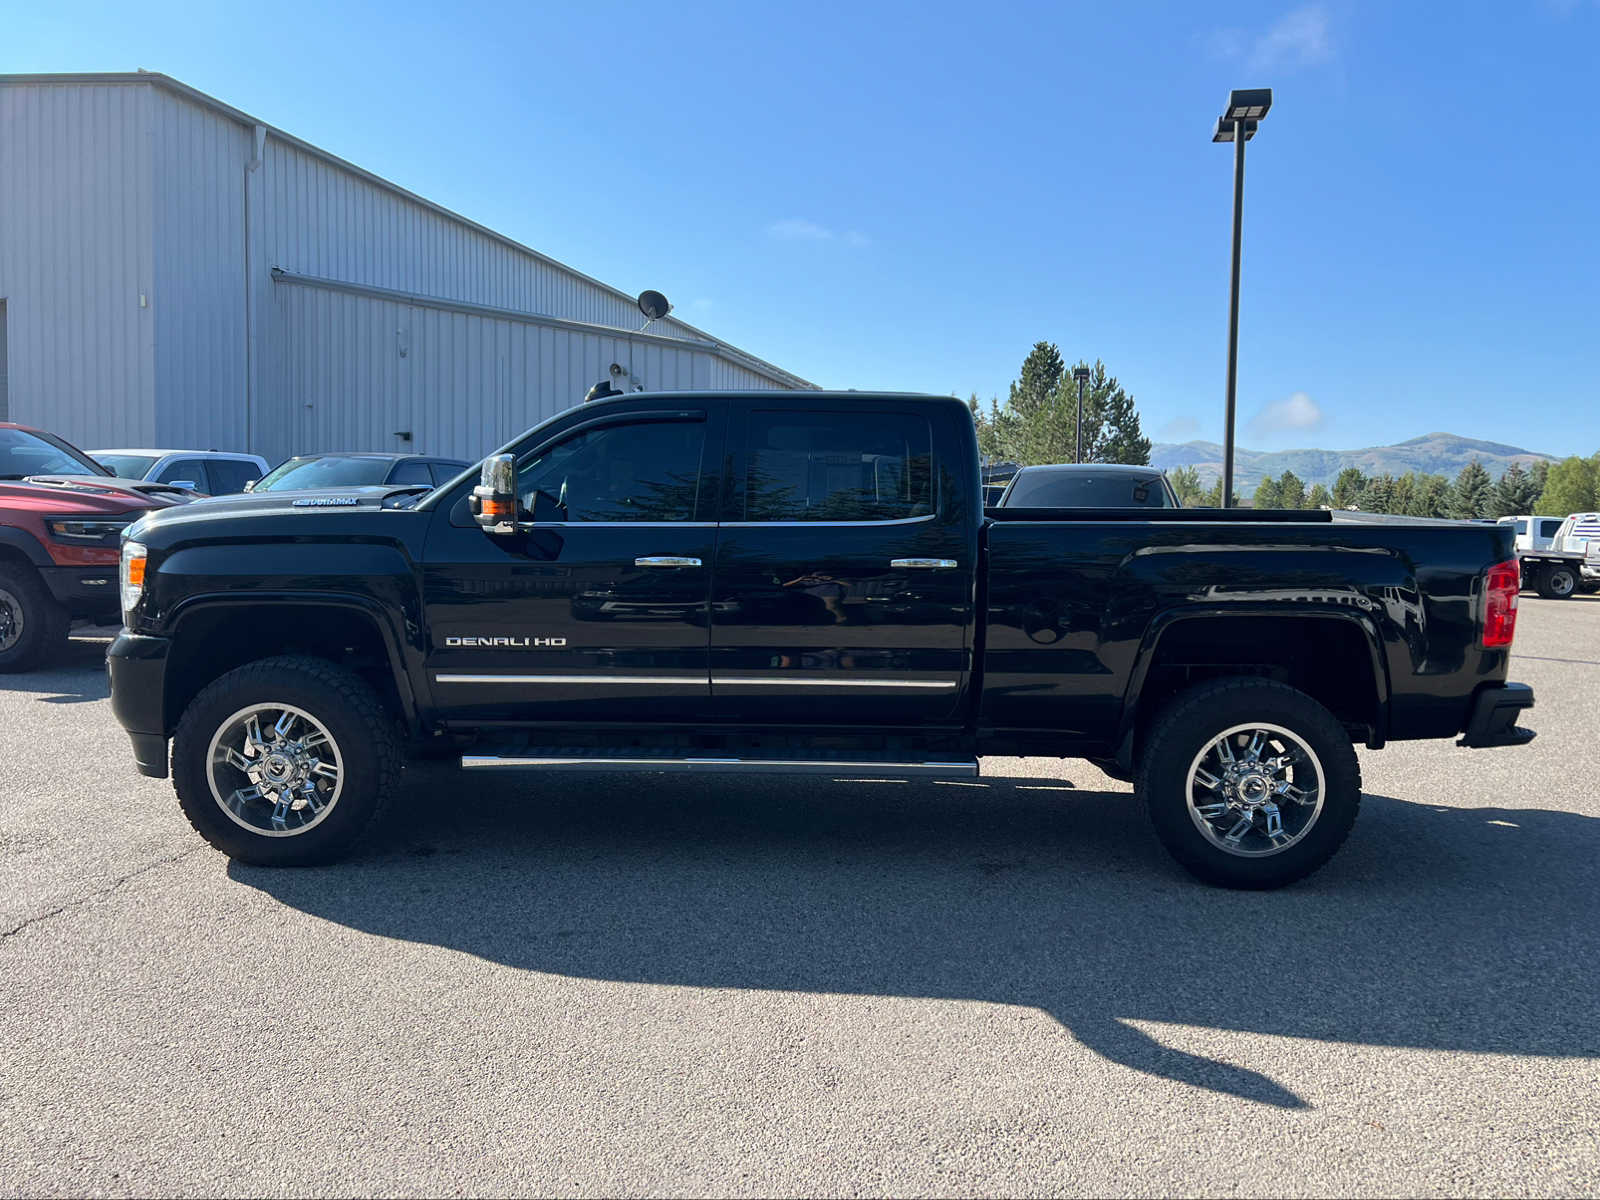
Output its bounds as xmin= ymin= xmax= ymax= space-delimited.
xmin=120 ymin=541 xmax=148 ymax=617
xmin=46 ymin=517 xmax=134 ymax=545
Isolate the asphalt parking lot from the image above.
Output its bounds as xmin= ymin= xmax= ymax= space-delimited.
xmin=2 ymin=597 xmax=1597 ymax=1198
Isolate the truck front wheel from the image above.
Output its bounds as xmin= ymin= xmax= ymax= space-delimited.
xmin=1137 ymin=678 xmax=1361 ymax=889
xmin=0 ymin=565 xmax=69 ymax=673
xmin=172 ymin=655 xmax=399 ymax=866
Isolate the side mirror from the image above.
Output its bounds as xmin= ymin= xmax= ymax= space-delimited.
xmin=470 ymin=454 xmax=517 ymax=534
xmin=243 ymin=480 xmax=255 ymax=492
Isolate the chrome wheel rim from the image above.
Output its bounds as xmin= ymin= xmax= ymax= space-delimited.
xmin=205 ymin=703 xmax=343 ymax=837
xmin=1186 ymin=722 xmax=1325 ymax=858
xmin=0 ymin=586 xmax=23 ymax=652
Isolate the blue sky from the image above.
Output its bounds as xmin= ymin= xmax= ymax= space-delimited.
xmin=7 ymin=1 xmax=1598 ymax=455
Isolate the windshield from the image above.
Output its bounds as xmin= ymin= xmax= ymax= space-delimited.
xmin=254 ymin=456 xmax=395 ymax=491
xmin=0 ymin=427 xmax=108 ymax=479
xmin=1002 ymin=469 xmax=1174 ymax=508
xmin=93 ymin=454 xmax=159 ymax=479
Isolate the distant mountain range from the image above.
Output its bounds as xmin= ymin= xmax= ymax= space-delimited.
xmin=1151 ymin=433 xmax=1556 ymax=492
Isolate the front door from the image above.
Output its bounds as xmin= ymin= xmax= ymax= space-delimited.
xmin=708 ymin=405 xmax=973 ymax=725
xmin=422 ymin=407 xmax=723 ymax=724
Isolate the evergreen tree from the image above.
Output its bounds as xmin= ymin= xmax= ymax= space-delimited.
xmin=1277 ymin=469 xmax=1308 ymax=509
xmin=1529 ymin=459 xmax=1551 ymax=502
xmin=1085 ymin=361 xmax=1151 ymax=465
xmin=1534 ymin=453 xmax=1599 ymax=516
xmin=1002 ymin=342 xmax=1066 ymax=463
xmin=1307 ymin=483 xmax=1332 ymax=509
xmin=1331 ymin=467 xmax=1367 ymax=509
xmin=1199 ymin=477 xmax=1230 ymax=507
xmin=1407 ymin=474 xmax=1451 ymax=518
xmin=1448 ymin=460 xmax=1494 ymax=519
xmin=1390 ymin=472 xmax=1418 ymax=516
xmin=1361 ymin=474 xmax=1398 ymax=513
xmin=1489 ymin=462 xmax=1540 ymax=518
xmin=1168 ymin=466 xmax=1204 ymax=507
xmin=970 ymin=393 xmax=1003 ymax=460
xmin=1254 ymin=474 xmax=1282 ymax=508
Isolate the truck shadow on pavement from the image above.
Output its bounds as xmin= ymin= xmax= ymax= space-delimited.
xmin=0 ymin=636 xmax=113 ymax=702
xmin=232 ymin=769 xmax=1598 ymax=1111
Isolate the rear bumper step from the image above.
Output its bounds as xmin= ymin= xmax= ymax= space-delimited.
xmin=461 ymin=753 xmax=978 ymax=778
xmin=1457 ymin=682 xmax=1536 ymax=749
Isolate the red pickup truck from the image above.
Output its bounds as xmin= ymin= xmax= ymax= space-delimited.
xmin=0 ymin=423 xmax=192 ymax=671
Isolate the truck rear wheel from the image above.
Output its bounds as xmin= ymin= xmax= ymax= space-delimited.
xmin=0 ymin=564 xmax=69 ymax=673
xmin=1536 ymin=563 xmax=1578 ymax=599
xmin=172 ymin=655 xmax=399 ymax=866
xmin=1136 ymin=678 xmax=1361 ymax=889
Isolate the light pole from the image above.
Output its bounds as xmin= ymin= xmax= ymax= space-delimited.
xmin=1213 ymin=87 xmax=1272 ymax=509
xmin=1072 ymin=365 xmax=1090 ymax=463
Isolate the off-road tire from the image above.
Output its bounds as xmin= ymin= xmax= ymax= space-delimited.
xmin=1136 ymin=677 xmax=1362 ymax=889
xmin=0 ymin=564 xmax=70 ymax=673
xmin=1536 ymin=563 xmax=1579 ymax=599
xmin=172 ymin=655 xmax=399 ymax=865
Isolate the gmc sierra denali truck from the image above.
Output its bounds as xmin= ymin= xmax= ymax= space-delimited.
xmin=107 ymin=393 xmax=1535 ymax=888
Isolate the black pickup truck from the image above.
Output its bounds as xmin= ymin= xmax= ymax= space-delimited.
xmin=107 ymin=392 xmax=1535 ymax=888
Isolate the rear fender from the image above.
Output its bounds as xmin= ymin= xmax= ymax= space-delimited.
xmin=1118 ymin=607 xmax=1392 ymax=751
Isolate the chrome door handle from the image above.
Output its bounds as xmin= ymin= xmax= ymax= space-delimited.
xmin=634 ymin=556 xmax=702 ymax=568
xmin=891 ymin=558 xmax=958 ymax=569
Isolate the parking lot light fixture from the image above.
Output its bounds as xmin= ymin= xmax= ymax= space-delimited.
xmin=1214 ymin=88 xmax=1272 ymax=508
xmin=1225 ymin=88 xmax=1272 ymax=122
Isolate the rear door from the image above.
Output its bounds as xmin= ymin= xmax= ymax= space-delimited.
xmin=707 ymin=404 xmax=973 ymax=725
xmin=421 ymin=405 xmax=724 ymax=723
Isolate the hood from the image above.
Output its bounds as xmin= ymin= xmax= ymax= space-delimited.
xmin=0 ymin=477 xmax=180 ymax=516
xmin=179 ymin=484 xmax=422 ymax=517
xmin=22 ymin=475 xmax=198 ymax=506
xmin=128 ymin=484 xmax=429 ymax=541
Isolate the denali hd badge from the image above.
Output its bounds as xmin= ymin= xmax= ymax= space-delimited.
xmin=292 ymin=496 xmax=361 ymax=507
xmin=446 ymin=636 xmax=567 ymax=647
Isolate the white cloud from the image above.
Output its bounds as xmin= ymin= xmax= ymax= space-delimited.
xmin=768 ymin=218 xmax=870 ymax=246
xmin=1253 ymin=5 xmax=1332 ymax=68
xmin=1207 ymin=5 xmax=1334 ymax=71
xmin=1250 ymin=391 xmax=1326 ymax=436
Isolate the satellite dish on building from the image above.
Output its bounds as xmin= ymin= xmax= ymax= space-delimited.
xmin=637 ymin=290 xmax=672 ymax=331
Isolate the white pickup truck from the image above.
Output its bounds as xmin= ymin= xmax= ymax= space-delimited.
xmin=1553 ymin=512 xmax=1600 ymax=593
xmin=1501 ymin=513 xmax=1596 ymax=598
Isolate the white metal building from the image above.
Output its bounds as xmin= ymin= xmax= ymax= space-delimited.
xmin=0 ymin=72 xmax=810 ymax=466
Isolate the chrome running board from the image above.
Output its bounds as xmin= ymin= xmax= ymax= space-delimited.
xmin=461 ymin=753 xmax=978 ymax=778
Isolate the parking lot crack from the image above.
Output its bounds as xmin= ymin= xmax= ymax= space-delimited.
xmin=0 ymin=844 xmax=208 ymax=942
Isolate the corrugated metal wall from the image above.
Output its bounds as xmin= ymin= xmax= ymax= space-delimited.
xmin=150 ymin=88 xmax=250 ymax=452
xmin=273 ymin=281 xmax=727 ymax=460
xmin=0 ymin=74 xmax=805 ymax=467
xmin=0 ymin=81 xmax=157 ymax=448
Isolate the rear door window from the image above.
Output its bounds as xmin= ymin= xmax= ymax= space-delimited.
xmin=742 ymin=411 xmax=933 ymax=522
xmin=388 ymin=460 xmax=433 ymax=486
xmin=207 ymin=459 xmax=261 ymax=494
xmin=428 ymin=461 xmax=464 ymax=487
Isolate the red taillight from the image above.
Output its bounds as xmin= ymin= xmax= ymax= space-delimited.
xmin=1483 ymin=559 xmax=1520 ymax=647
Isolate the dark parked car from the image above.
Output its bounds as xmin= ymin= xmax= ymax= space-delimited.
xmin=997 ymin=463 xmax=1180 ymax=508
xmin=251 ymin=453 xmax=472 ymax=492
xmin=109 ymin=392 xmax=1533 ymax=888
